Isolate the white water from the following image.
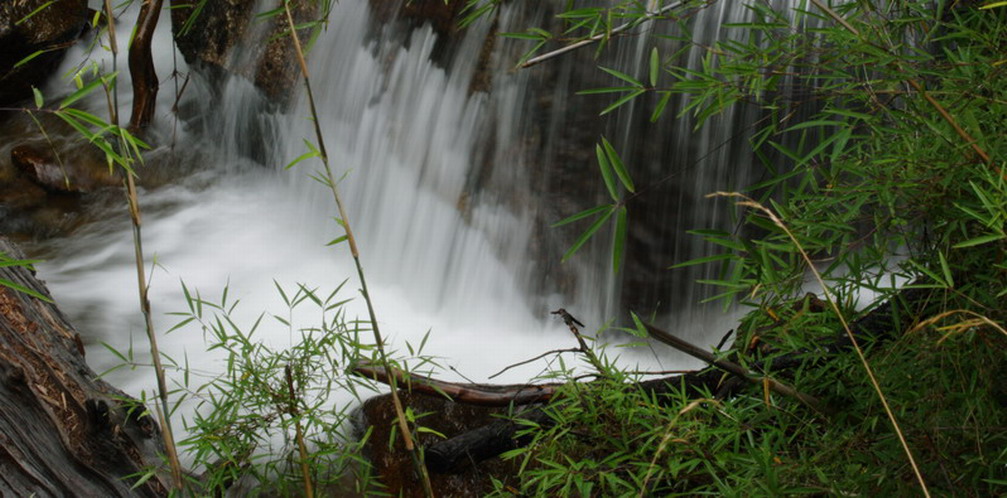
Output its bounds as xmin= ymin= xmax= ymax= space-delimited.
xmin=28 ymin=0 xmax=822 ymax=442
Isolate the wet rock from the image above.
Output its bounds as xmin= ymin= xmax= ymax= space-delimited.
xmin=11 ymin=144 xmax=119 ymax=194
xmin=358 ymin=390 xmax=519 ymax=496
xmin=369 ymin=0 xmax=467 ymax=37
xmin=170 ymin=0 xmax=255 ymax=71
xmin=170 ymin=0 xmax=316 ymax=105
xmin=0 ymin=0 xmax=90 ymax=106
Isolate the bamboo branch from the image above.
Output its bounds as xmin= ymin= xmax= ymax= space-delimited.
xmin=520 ymin=0 xmax=695 ymax=69
xmin=643 ymin=323 xmax=829 ymax=415
xmin=279 ymin=2 xmax=434 ymax=495
xmin=808 ymin=0 xmax=994 ymax=171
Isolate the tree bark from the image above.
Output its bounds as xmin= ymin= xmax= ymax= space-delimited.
xmin=0 ymin=237 xmax=167 ymax=496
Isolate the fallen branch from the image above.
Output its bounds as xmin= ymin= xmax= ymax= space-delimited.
xmin=351 ymin=361 xmax=560 ymax=407
xmin=643 ymin=323 xmax=829 ymax=415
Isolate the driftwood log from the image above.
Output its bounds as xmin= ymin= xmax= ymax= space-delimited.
xmin=353 ymin=285 xmax=934 ymax=476
xmin=0 ymin=237 xmax=167 ymax=496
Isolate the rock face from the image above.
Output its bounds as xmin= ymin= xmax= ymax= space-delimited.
xmin=0 ymin=0 xmax=89 ymax=106
xmin=169 ymin=0 xmax=317 ymax=105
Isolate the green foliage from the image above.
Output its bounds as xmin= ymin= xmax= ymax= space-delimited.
xmin=487 ymin=0 xmax=1007 ymax=495
xmin=166 ymin=282 xmax=370 ymax=493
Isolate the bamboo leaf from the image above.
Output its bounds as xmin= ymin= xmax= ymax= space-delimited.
xmin=552 ymin=204 xmax=612 ymax=227
xmin=32 ymin=87 xmax=44 ymax=109
xmin=649 ymin=47 xmax=659 ymax=87
xmin=952 ymin=233 xmax=1005 ymax=248
xmin=599 ymin=88 xmax=646 ymax=116
xmin=598 ymin=66 xmax=642 ymax=87
xmin=59 ymin=75 xmax=111 ymax=109
xmin=612 ymin=205 xmax=628 ymax=273
xmin=0 ymin=278 xmax=53 ymax=302
xmin=601 ymin=137 xmax=634 ymax=193
xmin=562 ymin=206 xmax=615 ymax=263
xmin=596 ymin=144 xmax=619 ymax=201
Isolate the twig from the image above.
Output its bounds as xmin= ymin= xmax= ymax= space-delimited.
xmin=520 ymin=0 xmax=695 ymax=68
xmin=644 ymin=323 xmax=829 ymax=415
xmin=489 ymin=348 xmax=582 ymax=380
xmin=279 ymin=3 xmax=434 ymax=495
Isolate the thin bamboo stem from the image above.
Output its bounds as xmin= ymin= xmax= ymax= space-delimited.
xmin=716 ymin=192 xmax=930 ymax=498
xmin=280 ymin=2 xmax=434 ymax=495
xmin=102 ymin=0 xmax=183 ymax=489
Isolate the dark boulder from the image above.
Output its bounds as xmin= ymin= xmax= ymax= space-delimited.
xmin=170 ymin=0 xmax=317 ymax=105
xmin=0 ymin=0 xmax=90 ymax=106
xmin=11 ymin=144 xmax=119 ymax=194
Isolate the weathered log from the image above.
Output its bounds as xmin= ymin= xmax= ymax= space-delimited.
xmin=352 ymin=360 xmax=560 ymax=406
xmin=0 ymin=237 xmax=167 ymax=496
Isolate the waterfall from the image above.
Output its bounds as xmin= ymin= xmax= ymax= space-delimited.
xmin=25 ymin=0 xmax=809 ymax=428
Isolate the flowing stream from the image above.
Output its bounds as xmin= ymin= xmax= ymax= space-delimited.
xmin=22 ymin=0 xmax=808 ymax=436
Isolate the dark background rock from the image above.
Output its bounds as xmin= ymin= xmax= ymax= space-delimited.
xmin=0 ymin=0 xmax=89 ymax=106
xmin=170 ymin=0 xmax=316 ymax=105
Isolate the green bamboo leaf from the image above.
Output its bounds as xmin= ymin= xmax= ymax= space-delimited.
xmin=781 ymin=120 xmax=844 ymax=132
xmin=649 ymin=47 xmax=659 ymax=87
xmin=952 ymin=233 xmax=1005 ymax=248
xmin=598 ymin=66 xmax=642 ymax=87
xmin=552 ymin=204 xmax=612 ymax=227
xmin=650 ymin=91 xmax=672 ymax=122
xmin=601 ymin=137 xmax=634 ymax=193
xmin=326 ymin=235 xmax=349 ymax=246
xmin=599 ymin=88 xmax=646 ymax=116
xmin=15 ymin=1 xmax=56 ymax=25
xmin=612 ymin=205 xmax=628 ymax=273
xmin=0 ymin=278 xmax=53 ymax=302
xmin=562 ymin=206 xmax=615 ymax=263
xmin=59 ymin=74 xmax=112 ymax=109
xmin=980 ymin=1 xmax=1007 ymax=8
xmin=32 ymin=87 xmax=43 ymax=109
xmin=938 ymin=251 xmax=954 ymax=288
xmin=596 ymin=144 xmax=619 ymax=201
xmin=668 ymin=252 xmax=735 ymax=269
xmin=13 ymin=49 xmax=50 ymax=70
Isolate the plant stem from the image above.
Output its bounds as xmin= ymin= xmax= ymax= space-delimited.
xmin=102 ymin=0 xmax=183 ymax=489
xmin=717 ymin=191 xmax=930 ymax=498
xmin=280 ymin=2 xmax=434 ymax=495
xmin=286 ymin=365 xmax=314 ymax=498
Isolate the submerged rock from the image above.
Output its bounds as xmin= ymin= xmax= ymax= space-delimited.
xmin=11 ymin=144 xmax=119 ymax=194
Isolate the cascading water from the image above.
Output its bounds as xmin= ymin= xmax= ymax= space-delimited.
xmin=22 ymin=0 xmax=807 ymax=436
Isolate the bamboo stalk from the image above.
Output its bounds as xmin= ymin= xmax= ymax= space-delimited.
xmin=715 ymin=191 xmax=931 ymax=498
xmin=102 ymin=0 xmax=183 ymax=489
xmin=286 ymin=365 xmax=314 ymax=498
xmin=279 ymin=2 xmax=434 ymax=495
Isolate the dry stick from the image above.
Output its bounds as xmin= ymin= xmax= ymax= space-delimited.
xmin=285 ymin=365 xmax=315 ymax=498
xmin=643 ymin=323 xmax=829 ymax=415
xmin=279 ymin=3 xmax=434 ymax=496
xmin=807 ymin=0 xmax=994 ymax=171
xmin=520 ymin=0 xmax=694 ymax=68
xmin=715 ymin=191 xmax=930 ymax=498
xmin=102 ymin=0 xmax=183 ymax=489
